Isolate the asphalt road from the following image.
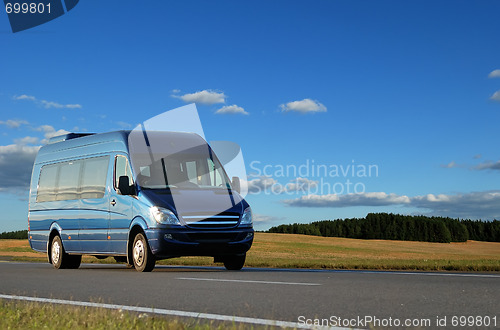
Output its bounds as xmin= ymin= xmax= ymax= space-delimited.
xmin=1 ymin=262 xmax=499 ymax=328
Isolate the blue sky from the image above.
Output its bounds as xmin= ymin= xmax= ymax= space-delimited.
xmin=1 ymin=1 xmax=500 ymax=232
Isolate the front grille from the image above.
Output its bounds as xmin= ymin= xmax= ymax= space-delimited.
xmin=186 ymin=232 xmax=240 ymax=243
xmin=181 ymin=212 xmax=240 ymax=229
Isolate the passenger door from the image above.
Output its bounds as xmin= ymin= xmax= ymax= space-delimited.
xmin=78 ymin=156 xmax=111 ymax=253
xmin=108 ymin=154 xmax=134 ymax=254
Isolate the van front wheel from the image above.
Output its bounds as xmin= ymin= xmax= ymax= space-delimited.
xmin=132 ymin=233 xmax=155 ymax=272
xmin=223 ymin=253 xmax=246 ymax=270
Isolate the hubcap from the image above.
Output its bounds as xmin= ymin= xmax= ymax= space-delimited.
xmin=52 ymin=240 xmax=60 ymax=265
xmin=133 ymin=239 xmax=145 ymax=266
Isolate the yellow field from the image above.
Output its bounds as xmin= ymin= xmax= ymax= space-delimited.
xmin=245 ymin=233 xmax=500 ymax=271
xmin=2 ymin=233 xmax=499 ymax=271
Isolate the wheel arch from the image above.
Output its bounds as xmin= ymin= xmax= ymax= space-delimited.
xmin=47 ymin=222 xmax=62 ymax=264
xmin=127 ymin=217 xmax=148 ymax=265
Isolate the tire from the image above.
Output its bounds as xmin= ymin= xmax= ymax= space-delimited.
xmin=50 ymin=235 xmax=81 ymax=269
xmin=66 ymin=255 xmax=82 ymax=269
xmin=132 ymin=233 xmax=155 ymax=272
xmin=223 ymin=253 xmax=246 ymax=270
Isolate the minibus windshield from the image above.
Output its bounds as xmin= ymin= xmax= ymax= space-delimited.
xmin=128 ymin=131 xmax=232 ymax=190
xmin=134 ymin=151 xmax=231 ymax=189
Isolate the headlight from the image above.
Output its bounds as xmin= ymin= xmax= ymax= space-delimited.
xmin=240 ymin=207 xmax=252 ymax=227
xmin=150 ymin=206 xmax=181 ymax=225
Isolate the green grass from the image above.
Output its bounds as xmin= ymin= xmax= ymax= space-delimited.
xmin=0 ymin=299 xmax=270 ymax=329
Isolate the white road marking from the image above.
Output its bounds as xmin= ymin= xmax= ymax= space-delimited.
xmin=177 ymin=277 xmax=322 ymax=286
xmin=355 ymin=271 xmax=500 ymax=279
xmin=0 ymin=294 xmax=346 ymax=330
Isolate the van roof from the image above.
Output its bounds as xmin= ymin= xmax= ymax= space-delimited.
xmin=36 ymin=130 xmax=206 ymax=164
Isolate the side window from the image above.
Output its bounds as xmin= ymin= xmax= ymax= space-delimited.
xmin=37 ymin=164 xmax=59 ymax=202
xmin=185 ymin=160 xmax=198 ymax=184
xmin=81 ymin=156 xmax=109 ymax=199
xmin=57 ymin=161 xmax=81 ymax=201
xmin=115 ymin=155 xmax=134 ymax=191
xmin=198 ymin=159 xmax=211 ymax=186
xmin=37 ymin=156 xmax=109 ymax=202
xmin=207 ymin=158 xmax=223 ymax=187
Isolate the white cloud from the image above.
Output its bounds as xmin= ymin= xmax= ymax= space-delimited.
xmin=474 ymin=160 xmax=500 ymax=171
xmin=0 ymin=122 xmax=70 ymax=193
xmin=253 ymin=214 xmax=284 ymax=223
xmin=284 ymin=192 xmax=411 ymax=207
xmin=174 ymin=90 xmax=226 ymax=105
xmin=14 ymin=136 xmax=39 ymax=145
xmin=0 ymin=120 xmax=70 ymax=144
xmin=40 ymin=100 xmax=64 ymax=109
xmin=40 ymin=100 xmax=82 ymax=109
xmin=13 ymin=94 xmax=36 ymax=101
xmin=280 ymin=98 xmax=327 ymax=113
xmin=491 ymin=90 xmax=500 ymax=102
xmin=488 ymin=69 xmax=500 ymax=78
xmin=440 ymin=161 xmax=459 ymax=168
xmin=63 ymin=104 xmax=82 ymax=109
xmin=247 ymin=176 xmax=278 ymax=193
xmin=283 ymin=191 xmax=500 ymax=219
xmin=473 ymin=154 xmax=482 ymax=159
xmin=13 ymin=94 xmax=82 ymax=109
xmin=283 ymin=177 xmax=318 ymax=192
xmin=0 ymin=144 xmax=40 ymax=191
xmin=215 ymin=105 xmax=249 ymax=115
xmin=0 ymin=119 xmax=29 ymax=128
xmin=410 ymin=191 xmax=500 ymax=219
xmin=247 ymin=176 xmax=319 ymax=194
xmin=252 ymin=214 xmax=286 ymax=230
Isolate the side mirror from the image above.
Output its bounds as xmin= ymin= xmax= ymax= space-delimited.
xmin=231 ymin=176 xmax=240 ymax=194
xmin=118 ymin=176 xmax=135 ymax=195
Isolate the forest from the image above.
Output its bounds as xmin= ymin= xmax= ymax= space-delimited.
xmin=0 ymin=230 xmax=28 ymax=239
xmin=267 ymin=213 xmax=500 ymax=243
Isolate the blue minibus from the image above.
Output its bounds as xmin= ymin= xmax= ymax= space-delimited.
xmin=28 ymin=130 xmax=253 ymax=272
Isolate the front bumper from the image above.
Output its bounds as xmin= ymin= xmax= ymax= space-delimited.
xmin=145 ymin=227 xmax=254 ymax=259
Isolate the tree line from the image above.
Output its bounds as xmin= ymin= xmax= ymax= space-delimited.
xmin=267 ymin=213 xmax=500 ymax=243
xmin=0 ymin=230 xmax=28 ymax=239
